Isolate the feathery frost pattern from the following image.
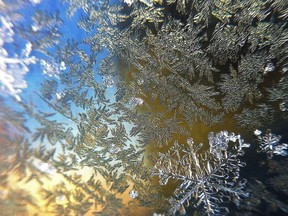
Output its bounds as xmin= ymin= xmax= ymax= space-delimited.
xmin=1 ymin=0 xmax=288 ymax=215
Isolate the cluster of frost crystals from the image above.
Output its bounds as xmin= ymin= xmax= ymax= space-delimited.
xmin=129 ymin=97 xmax=144 ymax=107
xmin=0 ymin=16 xmax=37 ymax=101
xmin=0 ymin=16 xmax=14 ymax=44
xmin=209 ymin=131 xmax=250 ymax=159
xmin=124 ymin=0 xmax=153 ymax=6
xmin=140 ymin=0 xmax=154 ymax=7
xmin=102 ymin=75 xmax=114 ymax=87
xmin=30 ymin=158 xmax=56 ymax=175
xmin=108 ymin=144 xmax=120 ymax=154
xmin=40 ymin=59 xmax=66 ymax=78
xmin=255 ymin=129 xmax=288 ymax=159
xmin=124 ymin=0 xmax=135 ymax=6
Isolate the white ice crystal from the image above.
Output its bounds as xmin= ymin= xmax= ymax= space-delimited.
xmin=256 ymin=130 xmax=288 ymax=158
xmin=282 ymin=66 xmax=288 ymax=73
xmin=279 ymin=102 xmax=287 ymax=111
xmin=40 ymin=59 xmax=63 ymax=78
xmin=0 ymin=16 xmax=37 ymax=101
xmin=29 ymin=0 xmax=41 ymax=5
xmin=124 ymin=0 xmax=135 ymax=6
xmin=124 ymin=0 xmax=153 ymax=6
xmin=102 ymin=75 xmax=114 ymax=87
xmin=55 ymin=194 xmax=66 ymax=203
xmin=31 ymin=158 xmax=56 ymax=174
xmin=0 ymin=16 xmax=14 ymax=45
xmin=264 ymin=62 xmax=275 ymax=74
xmin=129 ymin=190 xmax=139 ymax=199
xmin=140 ymin=0 xmax=153 ymax=7
xmin=55 ymin=92 xmax=65 ymax=100
xmin=129 ymin=97 xmax=144 ymax=107
xmin=59 ymin=61 xmax=66 ymax=71
xmin=137 ymin=78 xmax=144 ymax=85
xmin=108 ymin=144 xmax=120 ymax=154
xmin=254 ymin=129 xmax=262 ymax=136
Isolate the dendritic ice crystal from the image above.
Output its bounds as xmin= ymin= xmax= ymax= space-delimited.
xmin=152 ymin=131 xmax=250 ymax=215
xmin=255 ymin=129 xmax=288 ymax=159
xmin=0 ymin=16 xmax=37 ymax=101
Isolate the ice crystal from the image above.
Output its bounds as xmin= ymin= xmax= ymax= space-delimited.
xmin=55 ymin=194 xmax=66 ymax=202
xmin=255 ymin=129 xmax=288 ymax=159
xmin=279 ymin=102 xmax=287 ymax=111
xmin=129 ymin=97 xmax=144 ymax=107
xmin=0 ymin=16 xmax=37 ymax=101
xmin=59 ymin=61 xmax=66 ymax=71
xmin=140 ymin=0 xmax=154 ymax=7
xmin=0 ymin=16 xmax=14 ymax=44
xmin=282 ymin=66 xmax=288 ymax=73
xmin=254 ymin=129 xmax=262 ymax=136
xmin=129 ymin=190 xmax=139 ymax=199
xmin=137 ymin=78 xmax=144 ymax=85
xmin=108 ymin=144 xmax=121 ymax=154
xmin=124 ymin=0 xmax=135 ymax=6
xmin=29 ymin=0 xmax=42 ymax=5
xmin=152 ymin=131 xmax=250 ymax=215
xmin=102 ymin=75 xmax=114 ymax=87
xmin=40 ymin=59 xmax=63 ymax=78
xmin=264 ymin=62 xmax=275 ymax=74
xmin=30 ymin=158 xmax=56 ymax=174
xmin=55 ymin=92 xmax=65 ymax=101
xmin=209 ymin=131 xmax=249 ymax=160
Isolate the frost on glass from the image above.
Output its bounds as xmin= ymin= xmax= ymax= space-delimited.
xmin=1 ymin=0 xmax=288 ymax=215
xmin=152 ymin=131 xmax=250 ymax=215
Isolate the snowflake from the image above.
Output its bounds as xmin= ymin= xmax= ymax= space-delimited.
xmin=129 ymin=190 xmax=139 ymax=199
xmin=255 ymin=129 xmax=288 ymax=158
xmin=152 ymin=131 xmax=250 ymax=215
